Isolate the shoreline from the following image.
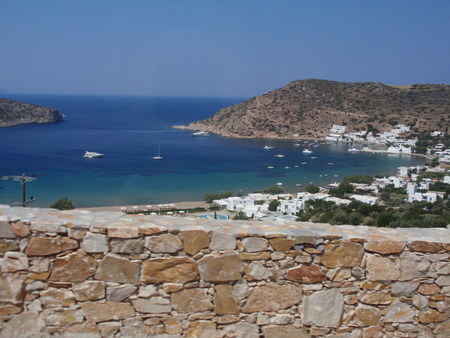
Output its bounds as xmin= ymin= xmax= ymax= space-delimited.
xmin=77 ymin=200 xmax=211 ymax=213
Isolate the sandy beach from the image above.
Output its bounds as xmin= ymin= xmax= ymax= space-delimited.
xmin=78 ymin=200 xmax=211 ymax=213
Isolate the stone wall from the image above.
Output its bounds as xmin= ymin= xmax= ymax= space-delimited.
xmin=0 ymin=206 xmax=449 ymax=337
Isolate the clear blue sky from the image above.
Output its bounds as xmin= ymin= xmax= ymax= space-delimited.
xmin=1 ymin=0 xmax=449 ymax=97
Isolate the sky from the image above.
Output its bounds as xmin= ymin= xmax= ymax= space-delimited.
xmin=1 ymin=0 xmax=449 ymax=97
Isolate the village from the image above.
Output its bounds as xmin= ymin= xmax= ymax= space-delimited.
xmin=212 ymin=125 xmax=450 ymax=224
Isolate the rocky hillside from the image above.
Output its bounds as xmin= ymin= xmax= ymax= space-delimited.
xmin=0 ymin=98 xmax=64 ymax=127
xmin=175 ymin=79 xmax=450 ymax=139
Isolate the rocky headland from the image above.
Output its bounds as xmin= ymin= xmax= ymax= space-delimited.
xmin=174 ymin=79 xmax=450 ymax=139
xmin=0 ymin=98 xmax=64 ymax=127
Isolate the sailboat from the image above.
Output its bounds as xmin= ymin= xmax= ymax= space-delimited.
xmin=263 ymin=140 xmax=274 ymax=150
xmin=152 ymin=145 xmax=163 ymax=160
xmin=274 ymin=145 xmax=285 ymax=158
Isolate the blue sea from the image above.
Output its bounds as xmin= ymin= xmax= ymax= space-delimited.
xmin=0 ymin=94 xmax=425 ymax=208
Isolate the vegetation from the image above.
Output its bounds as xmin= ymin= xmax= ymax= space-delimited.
xmin=268 ymin=200 xmax=280 ymax=211
xmin=305 ymin=184 xmax=320 ymax=194
xmin=50 ymin=197 xmax=75 ymax=210
xmin=204 ymin=191 xmax=241 ymax=203
xmin=233 ymin=211 xmax=250 ymax=220
xmin=254 ymin=186 xmax=285 ymax=194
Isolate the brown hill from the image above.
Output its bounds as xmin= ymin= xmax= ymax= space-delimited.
xmin=174 ymin=79 xmax=450 ymax=139
xmin=0 ymin=98 xmax=64 ymax=127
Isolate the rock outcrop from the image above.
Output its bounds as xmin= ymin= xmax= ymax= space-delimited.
xmin=175 ymin=79 xmax=450 ymax=139
xmin=0 ymin=98 xmax=64 ymax=127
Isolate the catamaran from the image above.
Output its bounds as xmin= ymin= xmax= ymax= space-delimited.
xmin=263 ymin=140 xmax=274 ymax=149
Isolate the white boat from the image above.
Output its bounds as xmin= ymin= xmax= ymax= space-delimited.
xmin=152 ymin=145 xmax=163 ymax=160
xmin=274 ymin=154 xmax=285 ymax=158
xmin=303 ymin=148 xmax=313 ymax=154
xmin=348 ymin=147 xmax=360 ymax=152
xmin=284 ymin=166 xmax=291 ymax=169
xmin=192 ymin=130 xmax=209 ymax=137
xmin=263 ymin=140 xmax=274 ymax=150
xmin=84 ymin=151 xmax=104 ymax=158
xmin=267 ymin=166 xmax=274 ymax=169
xmin=276 ymin=182 xmax=283 ymax=186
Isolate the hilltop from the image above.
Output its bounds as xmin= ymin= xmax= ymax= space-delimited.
xmin=174 ymin=79 xmax=450 ymax=139
xmin=0 ymin=98 xmax=64 ymax=127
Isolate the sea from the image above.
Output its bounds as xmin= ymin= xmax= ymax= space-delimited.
xmin=0 ymin=94 xmax=426 ymax=208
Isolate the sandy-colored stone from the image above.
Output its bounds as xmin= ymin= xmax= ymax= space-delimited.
xmin=245 ymin=261 xmax=271 ymax=280
xmin=214 ymin=284 xmax=239 ymax=315
xmin=106 ymin=284 xmax=137 ymax=302
xmin=320 ymin=241 xmax=364 ymax=268
xmin=95 ymin=253 xmax=140 ymax=284
xmin=179 ymin=229 xmax=210 ymax=255
xmin=419 ymin=283 xmax=440 ymax=295
xmin=186 ymin=321 xmax=217 ymax=338
xmin=45 ymin=309 xmax=84 ymax=326
xmin=108 ymin=222 xmax=139 ymax=238
xmin=171 ymin=288 xmax=213 ymax=313
xmin=209 ymin=231 xmax=236 ymax=251
xmin=0 ymin=240 xmax=18 ymax=253
xmin=364 ymin=240 xmax=405 ymax=254
xmin=0 ymin=312 xmax=47 ymax=338
xmin=286 ymin=264 xmax=327 ymax=283
xmin=353 ymin=305 xmax=381 ymax=326
xmin=418 ymin=309 xmax=448 ymax=324
xmin=383 ymin=300 xmax=416 ymax=323
xmin=359 ymin=291 xmax=393 ymax=305
xmin=138 ymin=223 xmax=168 ymax=235
xmin=164 ymin=320 xmax=183 ymax=334
xmin=132 ymin=297 xmax=172 ymax=313
xmin=0 ymin=274 xmax=25 ymax=307
xmin=263 ymin=325 xmax=311 ymax=338
xmin=391 ymin=282 xmax=419 ymax=297
xmin=0 ymin=252 xmax=28 ymax=272
xmin=302 ymin=288 xmax=344 ymax=328
xmin=97 ymin=322 xmax=120 ymax=337
xmin=40 ymin=287 xmax=76 ymax=307
xmin=198 ymin=251 xmax=244 ymax=282
xmin=363 ymin=326 xmax=384 ymax=338
xmin=269 ymin=238 xmax=295 ymax=251
xmin=409 ymin=240 xmax=443 ymax=253
xmin=240 ymin=252 xmax=271 ymax=260
xmin=219 ymin=323 xmax=259 ymax=338
xmin=434 ymin=320 xmax=450 ymax=336
xmin=366 ymin=255 xmax=400 ymax=281
xmin=399 ymin=251 xmax=434 ymax=280
xmin=49 ymin=251 xmax=96 ymax=282
xmin=81 ymin=232 xmax=108 ymax=253
xmin=9 ymin=221 xmax=30 ymax=237
xmin=242 ymin=237 xmax=268 ymax=252
xmin=73 ymin=281 xmax=105 ymax=301
xmin=110 ymin=238 xmax=144 ymax=254
xmin=63 ymin=321 xmax=101 ymax=337
xmin=26 ymin=236 xmax=78 ymax=256
xmin=0 ymin=220 xmax=15 ymax=238
xmin=81 ymin=301 xmax=135 ymax=323
xmin=242 ymin=283 xmax=301 ymax=313
xmin=141 ymin=256 xmax=198 ymax=284
xmin=145 ymin=233 xmax=183 ymax=253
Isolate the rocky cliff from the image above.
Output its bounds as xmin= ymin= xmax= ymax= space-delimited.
xmin=175 ymin=79 xmax=450 ymax=139
xmin=0 ymin=98 xmax=64 ymax=127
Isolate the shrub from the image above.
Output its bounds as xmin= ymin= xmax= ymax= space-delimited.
xmin=50 ymin=197 xmax=75 ymax=210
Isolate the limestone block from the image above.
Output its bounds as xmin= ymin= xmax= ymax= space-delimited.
xmin=409 ymin=240 xmax=443 ymax=253
xmin=219 ymin=323 xmax=259 ymax=338
xmin=0 ymin=240 xmax=18 ymax=253
xmin=435 ymin=262 xmax=450 ymax=275
xmin=214 ymin=284 xmax=239 ymax=315
xmin=242 ymin=237 xmax=268 ymax=252
xmin=198 ymin=251 xmax=244 ymax=282
xmin=45 ymin=309 xmax=84 ymax=326
xmin=419 ymin=309 xmax=448 ymax=324
xmin=29 ymin=257 xmax=50 ymax=273
xmin=164 ymin=319 xmax=183 ymax=335
xmin=138 ymin=223 xmax=168 ymax=235
xmin=0 ymin=312 xmax=47 ymax=338
xmin=263 ymin=325 xmax=311 ymax=338
xmin=286 ymin=263 xmax=327 ymax=283
xmin=242 ymin=283 xmax=301 ymax=313
xmin=352 ymin=305 xmax=381 ymax=326
xmin=400 ymin=251 xmax=435 ymax=280
xmin=419 ymin=283 xmax=440 ymax=295
xmin=132 ymin=297 xmax=172 ymax=313
xmin=97 ymin=322 xmax=121 ymax=337
xmin=434 ymin=320 xmax=450 ymax=336
xmin=120 ymin=317 xmax=151 ymax=337
xmin=232 ymin=279 xmax=249 ymax=301
xmin=0 ymin=220 xmax=15 ymax=238
xmin=0 ymin=274 xmax=25 ymax=305
xmin=145 ymin=234 xmax=183 ymax=253
xmin=63 ymin=321 xmax=101 ymax=337
xmin=179 ymin=229 xmax=210 ymax=255
xmin=186 ymin=320 xmax=217 ymax=338
xmin=320 ymin=241 xmax=364 ymax=268
xmin=366 ymin=255 xmax=400 ymax=281
xmin=73 ymin=281 xmax=105 ymax=301
xmin=138 ymin=284 xmax=157 ymax=297
xmin=436 ymin=275 xmax=450 ymax=286
xmin=106 ymin=284 xmax=137 ymax=302
xmin=209 ymin=230 xmax=236 ymax=251
xmin=412 ymin=294 xmax=429 ymax=310
xmin=240 ymin=252 xmax=271 ymax=260
xmin=108 ymin=222 xmax=139 ymax=238
xmin=383 ymin=300 xmax=416 ymax=323
xmin=171 ymin=288 xmax=213 ymax=313
xmin=49 ymin=251 xmax=96 ymax=282
xmin=391 ymin=282 xmax=419 ymax=297
xmin=30 ymin=219 xmax=66 ymax=233
xmin=95 ymin=253 xmax=140 ymax=284
xmin=110 ymin=238 xmax=144 ymax=254
xmin=25 ymin=236 xmax=78 ymax=256
xmin=9 ymin=221 xmax=30 ymax=237
xmin=40 ymin=287 xmax=76 ymax=307
xmin=0 ymin=252 xmax=28 ymax=272
xmin=141 ymin=257 xmax=198 ymax=284
xmin=302 ymin=289 xmax=344 ymax=328
xmin=245 ymin=261 xmax=271 ymax=281
xmin=359 ymin=291 xmax=392 ymax=305
xmin=81 ymin=301 xmax=135 ymax=323
xmin=269 ymin=238 xmax=295 ymax=251
xmin=81 ymin=232 xmax=108 ymax=253
xmin=364 ymin=240 xmax=405 ymax=254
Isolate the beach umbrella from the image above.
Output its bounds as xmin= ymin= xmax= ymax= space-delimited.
xmin=150 ymin=212 xmax=157 ymax=215
xmin=132 ymin=206 xmax=138 ymax=210
xmin=179 ymin=210 xmax=185 ymax=214
xmin=146 ymin=205 xmax=152 ymax=209
xmin=167 ymin=211 xmax=173 ymax=215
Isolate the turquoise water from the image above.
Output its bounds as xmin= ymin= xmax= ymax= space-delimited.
xmin=0 ymin=95 xmax=425 ymax=208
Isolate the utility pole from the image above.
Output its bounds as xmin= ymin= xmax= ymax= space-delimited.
xmin=1 ymin=173 xmax=36 ymax=207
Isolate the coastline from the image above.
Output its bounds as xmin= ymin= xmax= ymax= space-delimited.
xmin=77 ymin=200 xmax=211 ymax=213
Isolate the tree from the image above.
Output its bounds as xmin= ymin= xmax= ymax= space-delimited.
xmin=268 ymin=200 xmax=280 ymax=211
xmin=50 ymin=197 xmax=75 ymax=210
xmin=305 ymin=184 xmax=320 ymax=194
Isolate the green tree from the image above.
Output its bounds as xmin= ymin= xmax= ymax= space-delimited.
xmin=50 ymin=197 xmax=75 ymax=210
xmin=268 ymin=200 xmax=280 ymax=211
xmin=305 ymin=184 xmax=320 ymax=194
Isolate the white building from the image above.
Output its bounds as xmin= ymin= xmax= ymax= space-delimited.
xmin=224 ymin=197 xmax=254 ymax=211
xmin=350 ymin=194 xmax=379 ymax=205
xmin=406 ymin=182 xmax=417 ymax=194
xmin=444 ymin=176 xmax=450 ymax=184
xmin=398 ymin=167 xmax=411 ymax=178
xmin=330 ymin=125 xmax=348 ymax=134
xmin=277 ymin=199 xmax=305 ymax=215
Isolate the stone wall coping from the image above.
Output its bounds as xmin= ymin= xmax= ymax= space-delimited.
xmin=1 ymin=205 xmax=449 ymax=243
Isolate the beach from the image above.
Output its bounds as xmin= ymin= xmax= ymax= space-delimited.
xmin=78 ymin=200 xmax=211 ymax=213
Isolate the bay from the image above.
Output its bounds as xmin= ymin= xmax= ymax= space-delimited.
xmin=0 ymin=94 xmax=425 ymax=208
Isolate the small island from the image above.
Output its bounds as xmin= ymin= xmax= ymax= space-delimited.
xmin=0 ymin=98 xmax=64 ymax=127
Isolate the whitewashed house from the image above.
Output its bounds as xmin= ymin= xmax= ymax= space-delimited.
xmin=398 ymin=167 xmax=411 ymax=178
xmin=406 ymin=182 xmax=417 ymax=194
xmin=277 ymin=199 xmax=305 ymax=215
xmin=330 ymin=125 xmax=348 ymax=134
xmin=225 ymin=197 xmax=254 ymax=211
xmin=444 ymin=176 xmax=450 ymax=184
xmin=350 ymin=194 xmax=379 ymax=205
